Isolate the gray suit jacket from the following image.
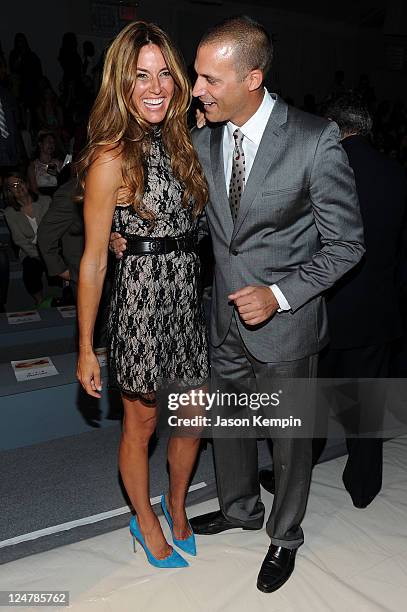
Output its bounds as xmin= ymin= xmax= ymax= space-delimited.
xmin=192 ymin=95 xmax=365 ymax=362
xmin=37 ymin=178 xmax=84 ymax=284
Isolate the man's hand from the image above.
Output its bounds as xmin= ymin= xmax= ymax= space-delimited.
xmin=107 ymin=187 xmax=133 ymax=258
xmin=109 ymin=232 xmax=127 ymax=259
xmin=228 ymin=286 xmax=279 ymax=325
xmin=196 ymin=108 xmax=206 ymax=129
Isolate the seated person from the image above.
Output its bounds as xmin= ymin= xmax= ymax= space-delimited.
xmin=27 ymin=132 xmax=62 ymax=197
xmin=3 ymin=170 xmax=51 ymax=306
xmin=35 ymin=81 xmax=64 ymax=135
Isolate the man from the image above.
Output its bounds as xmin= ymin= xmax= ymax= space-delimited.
xmin=318 ymin=94 xmax=406 ymax=508
xmin=315 ymin=93 xmax=406 ymax=507
xmin=111 ymin=16 xmax=364 ymax=592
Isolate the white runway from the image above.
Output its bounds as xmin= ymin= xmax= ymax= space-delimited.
xmin=2 ymin=437 xmax=407 ymax=612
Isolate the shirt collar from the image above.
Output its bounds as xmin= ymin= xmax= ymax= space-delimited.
xmin=226 ymin=89 xmax=275 ymax=146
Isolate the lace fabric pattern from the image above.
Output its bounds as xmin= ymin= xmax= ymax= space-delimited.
xmin=107 ymin=131 xmax=209 ymax=401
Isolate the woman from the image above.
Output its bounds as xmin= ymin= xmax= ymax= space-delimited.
xmin=58 ymin=32 xmax=82 ymax=86
xmin=76 ymin=22 xmax=209 ymax=569
xmin=8 ymin=33 xmax=42 ymax=108
xmin=28 ymin=132 xmax=62 ymax=197
xmin=4 ymin=171 xmax=50 ymax=306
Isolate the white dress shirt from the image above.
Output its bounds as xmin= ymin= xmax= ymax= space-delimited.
xmin=223 ymin=89 xmax=290 ymax=311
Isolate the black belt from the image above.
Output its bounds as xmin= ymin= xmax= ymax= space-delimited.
xmin=123 ymin=233 xmax=197 ymax=256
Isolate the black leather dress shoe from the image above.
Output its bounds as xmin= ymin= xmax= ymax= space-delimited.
xmin=259 ymin=469 xmax=275 ymax=494
xmin=257 ymin=544 xmax=297 ymax=593
xmin=190 ymin=510 xmax=262 ymax=535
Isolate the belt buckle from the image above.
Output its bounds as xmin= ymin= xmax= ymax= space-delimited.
xmin=174 ymin=237 xmax=181 ymax=253
xmin=150 ymin=241 xmax=160 ymax=254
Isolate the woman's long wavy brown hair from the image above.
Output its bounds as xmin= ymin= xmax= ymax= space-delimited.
xmin=76 ymin=21 xmax=208 ymax=226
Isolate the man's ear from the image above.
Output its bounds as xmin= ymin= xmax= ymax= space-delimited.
xmin=247 ymin=69 xmax=263 ymax=92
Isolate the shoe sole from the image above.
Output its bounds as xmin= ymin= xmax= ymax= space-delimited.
xmin=193 ymin=525 xmax=262 ymax=535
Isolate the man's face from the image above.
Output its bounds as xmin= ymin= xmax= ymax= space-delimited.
xmin=193 ymin=42 xmax=250 ymax=126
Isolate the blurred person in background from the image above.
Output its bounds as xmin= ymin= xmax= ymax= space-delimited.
xmin=8 ymin=33 xmax=42 ymax=113
xmin=82 ymin=40 xmax=96 ymax=80
xmin=35 ymin=79 xmax=64 ymax=136
xmin=0 ymin=83 xmax=26 ymax=172
xmin=28 ymin=132 xmax=63 ymax=197
xmin=317 ymin=92 xmax=407 ymax=507
xmin=3 ymin=170 xmax=51 ymax=307
xmin=58 ymin=32 xmax=82 ymax=92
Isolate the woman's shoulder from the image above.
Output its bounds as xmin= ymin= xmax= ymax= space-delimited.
xmin=87 ymin=144 xmax=124 ymax=186
xmin=90 ymin=143 xmax=124 ymax=166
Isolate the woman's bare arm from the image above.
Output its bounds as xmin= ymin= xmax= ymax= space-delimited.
xmin=77 ymin=147 xmax=122 ymax=397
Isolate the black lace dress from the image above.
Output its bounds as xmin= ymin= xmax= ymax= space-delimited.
xmin=108 ymin=131 xmax=209 ymax=401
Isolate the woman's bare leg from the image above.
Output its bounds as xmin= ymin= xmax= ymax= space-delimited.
xmin=167 ymin=436 xmax=201 ymax=540
xmin=119 ymin=396 xmax=172 ymax=559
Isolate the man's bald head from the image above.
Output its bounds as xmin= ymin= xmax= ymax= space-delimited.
xmin=199 ymin=15 xmax=273 ymax=82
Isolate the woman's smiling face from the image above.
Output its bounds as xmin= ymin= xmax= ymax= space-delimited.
xmin=131 ymin=43 xmax=175 ymax=124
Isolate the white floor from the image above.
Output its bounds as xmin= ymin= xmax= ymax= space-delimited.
xmin=2 ymin=438 xmax=407 ymax=612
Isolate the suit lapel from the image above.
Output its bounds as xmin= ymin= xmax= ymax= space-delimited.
xmin=210 ymin=125 xmax=234 ymax=238
xmin=232 ymin=96 xmax=289 ymax=240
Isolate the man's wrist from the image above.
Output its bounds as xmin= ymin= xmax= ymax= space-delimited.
xmin=269 ymin=284 xmax=291 ymax=312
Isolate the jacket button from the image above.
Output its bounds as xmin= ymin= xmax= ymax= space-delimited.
xmin=231 ymin=249 xmax=239 ymax=256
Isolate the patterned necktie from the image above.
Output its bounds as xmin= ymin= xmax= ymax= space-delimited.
xmin=229 ymin=128 xmax=245 ymax=222
xmin=0 ymin=98 xmax=10 ymax=139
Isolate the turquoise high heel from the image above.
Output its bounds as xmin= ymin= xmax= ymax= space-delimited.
xmin=161 ymin=495 xmax=197 ymax=556
xmin=129 ymin=515 xmax=189 ymax=568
